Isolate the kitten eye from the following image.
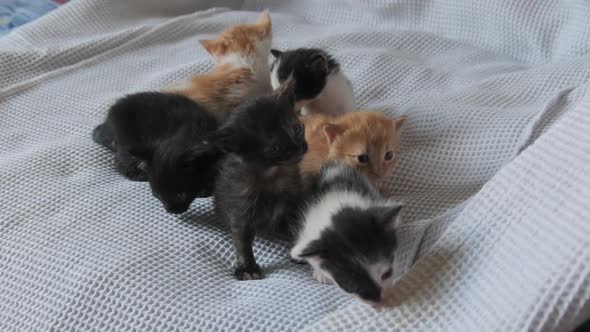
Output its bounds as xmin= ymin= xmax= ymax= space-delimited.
xmin=384 ymin=151 xmax=394 ymax=161
xmin=357 ymin=154 xmax=369 ymax=164
xmin=293 ymin=123 xmax=304 ymax=137
xmin=271 ymin=144 xmax=281 ymax=154
xmin=381 ymin=268 xmax=392 ymax=281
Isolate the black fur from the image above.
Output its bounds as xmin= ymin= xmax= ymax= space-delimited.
xmin=270 ymin=48 xmax=336 ymax=102
xmin=211 ymin=90 xmax=308 ymax=280
xmin=92 ymin=92 xmax=223 ymax=214
xmin=297 ymin=163 xmax=400 ymax=303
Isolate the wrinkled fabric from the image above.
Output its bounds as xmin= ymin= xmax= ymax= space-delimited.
xmin=1 ymin=0 xmax=589 ymax=331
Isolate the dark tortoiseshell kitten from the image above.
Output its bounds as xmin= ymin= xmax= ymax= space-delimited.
xmin=210 ymin=79 xmax=310 ymax=280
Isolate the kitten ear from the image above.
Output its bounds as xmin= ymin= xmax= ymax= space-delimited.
xmin=270 ymin=49 xmax=283 ymax=58
xmin=207 ymin=128 xmax=238 ymax=153
xmin=200 ymin=39 xmax=223 ymax=55
xmin=180 ymin=143 xmax=222 ymax=170
xmin=128 ymin=146 xmax=154 ymax=163
xmin=322 ymin=123 xmax=345 ymax=144
xmin=374 ymin=205 xmax=402 ymax=228
xmin=391 ymin=115 xmax=407 ymax=131
xmin=257 ymin=10 xmax=272 ymax=37
xmin=308 ymin=54 xmax=328 ymax=74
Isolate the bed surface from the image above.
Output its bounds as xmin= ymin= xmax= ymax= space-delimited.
xmin=1 ymin=0 xmax=589 ymax=331
xmin=0 ymin=0 xmax=67 ymax=36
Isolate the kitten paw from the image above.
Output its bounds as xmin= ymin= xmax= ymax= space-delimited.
xmin=289 ymin=257 xmax=307 ymax=265
xmin=234 ymin=264 xmax=263 ymax=281
xmin=312 ymin=268 xmax=333 ymax=284
xmin=124 ymin=163 xmax=148 ymax=182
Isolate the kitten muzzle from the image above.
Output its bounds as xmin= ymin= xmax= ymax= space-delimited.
xmin=163 ymin=200 xmax=191 ymax=214
xmin=371 ymin=166 xmax=390 ymax=178
xmin=279 ymin=144 xmax=307 ymax=165
xmin=352 ymin=286 xmax=383 ymax=304
xmin=279 ymin=155 xmax=304 ymax=165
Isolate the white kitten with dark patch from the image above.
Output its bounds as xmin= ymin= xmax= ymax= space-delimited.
xmin=270 ymin=48 xmax=354 ymax=116
xmin=291 ymin=162 xmax=401 ymax=303
xmin=210 ymin=79 xmax=310 ymax=280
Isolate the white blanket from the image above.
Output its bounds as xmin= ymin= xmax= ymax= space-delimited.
xmin=1 ymin=0 xmax=589 ymax=331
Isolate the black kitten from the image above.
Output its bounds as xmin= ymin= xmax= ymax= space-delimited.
xmin=291 ymin=162 xmax=401 ymax=303
xmin=270 ymin=48 xmax=354 ymax=115
xmin=210 ymin=80 xmax=308 ymax=280
xmin=92 ymin=92 xmax=222 ymax=214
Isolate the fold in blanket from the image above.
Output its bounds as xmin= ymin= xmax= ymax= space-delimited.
xmin=0 ymin=0 xmax=589 ymax=331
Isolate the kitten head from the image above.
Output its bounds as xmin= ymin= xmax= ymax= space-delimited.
xmin=323 ymin=112 xmax=406 ymax=182
xmin=208 ymin=83 xmax=307 ymax=166
xmin=130 ymin=141 xmax=223 ymax=214
xmin=293 ymin=202 xmax=401 ymax=303
xmin=199 ymin=11 xmax=272 ymax=65
xmin=270 ymin=48 xmax=333 ymax=104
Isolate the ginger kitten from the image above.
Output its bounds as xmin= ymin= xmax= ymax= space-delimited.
xmin=299 ymin=111 xmax=406 ymax=186
xmin=169 ymin=11 xmax=273 ymax=121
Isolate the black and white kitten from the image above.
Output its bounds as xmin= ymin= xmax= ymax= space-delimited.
xmin=92 ymin=92 xmax=223 ymax=214
xmin=210 ymin=79 xmax=309 ymax=280
xmin=270 ymin=48 xmax=354 ymax=116
xmin=291 ymin=162 xmax=401 ymax=303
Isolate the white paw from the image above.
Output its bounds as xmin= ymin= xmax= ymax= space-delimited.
xmin=312 ymin=268 xmax=333 ymax=284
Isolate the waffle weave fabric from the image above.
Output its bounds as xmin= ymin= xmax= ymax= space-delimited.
xmin=1 ymin=0 xmax=589 ymax=331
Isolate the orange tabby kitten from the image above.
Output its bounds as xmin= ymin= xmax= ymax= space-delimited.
xmin=300 ymin=111 xmax=406 ymax=185
xmin=168 ymin=11 xmax=273 ymax=121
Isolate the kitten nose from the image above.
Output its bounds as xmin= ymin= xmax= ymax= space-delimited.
xmin=164 ymin=202 xmax=188 ymax=214
xmin=371 ymin=165 xmax=389 ymax=178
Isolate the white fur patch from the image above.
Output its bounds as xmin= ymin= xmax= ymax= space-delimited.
xmin=320 ymin=163 xmax=349 ymax=183
xmin=290 ymin=190 xmax=371 ymax=260
xmin=308 ymin=257 xmax=334 ymax=284
xmin=366 ymin=260 xmax=394 ymax=288
xmin=271 ymin=61 xmax=355 ymax=115
xmin=216 ymin=37 xmax=272 ymax=97
xmin=270 ymin=58 xmax=282 ymax=90
xmin=302 ymin=71 xmax=355 ymax=116
xmin=216 ymin=53 xmax=251 ymax=68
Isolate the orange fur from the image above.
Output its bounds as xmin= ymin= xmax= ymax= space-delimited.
xmin=176 ymin=64 xmax=254 ymax=117
xmin=168 ymin=11 xmax=272 ymax=119
xmin=199 ymin=11 xmax=271 ymax=59
xmin=300 ymin=111 xmax=406 ymax=185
